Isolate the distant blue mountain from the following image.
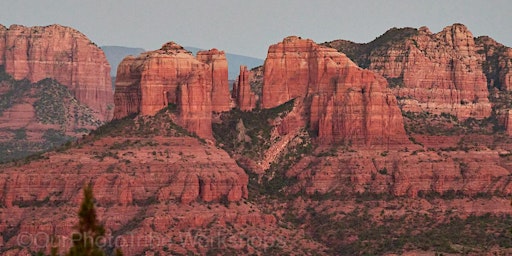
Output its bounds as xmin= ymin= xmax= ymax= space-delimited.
xmin=102 ymin=45 xmax=264 ymax=80
xmin=101 ymin=46 xmax=146 ymax=77
xmin=185 ymin=47 xmax=263 ymax=80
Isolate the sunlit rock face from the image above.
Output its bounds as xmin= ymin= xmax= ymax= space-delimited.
xmin=262 ymin=36 xmax=408 ymax=147
xmin=328 ymin=24 xmax=492 ymax=120
xmin=114 ymin=42 xmax=232 ymax=139
xmin=0 ymin=24 xmax=114 ymax=121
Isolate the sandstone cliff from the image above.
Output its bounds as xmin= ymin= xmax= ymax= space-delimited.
xmin=476 ymin=36 xmax=512 ymax=91
xmin=114 ymin=42 xmax=232 ymax=139
xmin=0 ymin=24 xmax=113 ymax=121
xmin=0 ymin=24 xmax=115 ymax=162
xmin=326 ymin=24 xmax=492 ymax=120
xmin=232 ymin=65 xmax=257 ymax=111
xmin=196 ymin=48 xmax=231 ymax=112
xmin=262 ymin=36 xmax=408 ymax=147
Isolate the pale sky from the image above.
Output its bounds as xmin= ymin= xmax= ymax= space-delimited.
xmin=1 ymin=0 xmax=511 ymax=58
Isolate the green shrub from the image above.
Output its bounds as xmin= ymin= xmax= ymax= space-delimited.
xmin=13 ymin=128 xmax=27 ymax=140
xmin=387 ymin=77 xmax=405 ymax=88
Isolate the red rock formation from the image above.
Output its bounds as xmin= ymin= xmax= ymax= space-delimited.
xmin=0 ymin=25 xmax=6 ymax=62
xmin=196 ymin=49 xmax=231 ymax=112
xmin=176 ymin=70 xmax=213 ymax=139
xmin=233 ymin=65 xmax=257 ymax=111
xmin=393 ymin=25 xmax=491 ymax=119
xmin=0 ymin=24 xmax=113 ymax=121
xmin=0 ymin=113 xmax=333 ymax=255
xmin=504 ymin=109 xmax=512 ymax=136
xmin=262 ymin=36 xmax=313 ymax=109
xmin=262 ymin=36 xmax=408 ymax=147
xmin=0 ymin=134 xmax=249 ymax=207
xmin=112 ymin=55 xmax=143 ymax=117
xmin=289 ymin=148 xmax=512 ymax=198
xmin=114 ymin=42 xmax=234 ymax=138
xmin=476 ymin=36 xmax=512 ymax=91
xmin=331 ymin=24 xmax=492 ymax=120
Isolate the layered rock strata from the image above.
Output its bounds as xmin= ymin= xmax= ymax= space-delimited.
xmin=476 ymin=36 xmax=512 ymax=91
xmin=262 ymin=36 xmax=408 ymax=147
xmin=0 ymin=24 xmax=113 ymax=121
xmin=289 ymin=149 xmax=512 ymax=198
xmin=196 ymin=49 xmax=231 ymax=112
xmin=114 ymin=43 xmax=232 ymax=138
xmin=326 ymin=24 xmax=493 ymax=120
xmin=232 ymin=65 xmax=257 ymax=111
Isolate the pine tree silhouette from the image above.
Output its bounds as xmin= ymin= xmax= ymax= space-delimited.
xmin=67 ymin=183 xmax=106 ymax=256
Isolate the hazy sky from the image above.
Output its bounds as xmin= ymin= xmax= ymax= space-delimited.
xmin=2 ymin=0 xmax=511 ymax=58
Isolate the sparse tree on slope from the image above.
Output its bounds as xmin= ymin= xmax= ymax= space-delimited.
xmin=67 ymin=183 xmax=106 ymax=256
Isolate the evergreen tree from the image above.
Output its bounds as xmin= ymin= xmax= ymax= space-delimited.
xmin=67 ymin=183 xmax=106 ymax=256
xmin=37 ymin=184 xmax=123 ymax=256
xmin=114 ymin=249 xmax=124 ymax=256
xmin=50 ymin=235 xmax=59 ymax=256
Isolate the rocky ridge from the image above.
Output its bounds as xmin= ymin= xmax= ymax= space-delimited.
xmin=213 ymin=32 xmax=512 ymax=255
xmin=475 ymin=36 xmax=512 ymax=91
xmin=0 ymin=76 xmax=104 ymax=162
xmin=114 ymin=37 xmax=411 ymax=148
xmin=3 ymin=23 xmax=512 ymax=255
xmin=325 ymin=24 xmax=494 ymax=120
xmin=0 ymin=24 xmax=115 ymax=162
xmin=0 ymin=108 xmax=331 ymax=255
xmin=114 ymin=42 xmax=232 ymax=139
xmin=0 ymin=24 xmax=114 ymax=121
xmin=262 ymin=36 xmax=408 ymax=147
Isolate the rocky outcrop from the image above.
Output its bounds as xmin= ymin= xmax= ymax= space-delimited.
xmin=0 ymin=77 xmax=106 ymax=162
xmin=326 ymin=24 xmax=492 ymax=120
xmin=504 ymin=109 xmax=512 ymax=136
xmin=232 ymin=65 xmax=257 ymax=111
xmin=111 ymin=55 xmax=142 ymax=117
xmin=0 ymin=113 xmax=249 ymax=206
xmin=262 ymin=36 xmax=408 ymax=147
xmin=0 ymin=24 xmax=114 ymax=162
xmin=0 ymin=24 xmax=113 ymax=121
xmin=476 ymin=36 xmax=512 ymax=91
xmin=0 ymin=110 xmax=329 ymax=255
xmin=114 ymin=42 xmax=232 ymax=138
xmin=289 ymin=148 xmax=512 ymax=198
xmin=196 ymin=49 xmax=231 ymax=112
